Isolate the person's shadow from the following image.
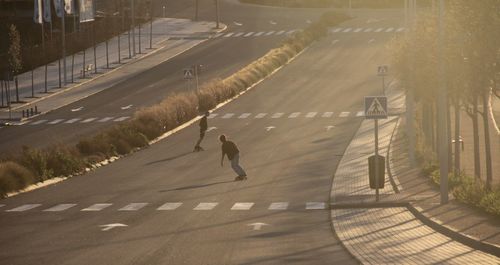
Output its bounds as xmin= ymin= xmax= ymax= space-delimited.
xmin=159 ymin=180 xmax=234 ymax=193
xmin=145 ymin=151 xmax=193 ymax=166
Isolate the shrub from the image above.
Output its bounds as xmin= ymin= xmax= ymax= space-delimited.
xmin=0 ymin=161 xmax=36 ymax=197
xmin=77 ymin=134 xmax=114 ymax=157
xmin=479 ymin=189 xmax=500 ymax=216
xmin=18 ymin=146 xmax=52 ymax=181
xmin=46 ymin=146 xmax=85 ymax=177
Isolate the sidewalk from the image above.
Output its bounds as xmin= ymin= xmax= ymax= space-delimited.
xmin=0 ymin=18 xmax=223 ymax=122
xmin=330 ymin=86 xmax=500 ymax=264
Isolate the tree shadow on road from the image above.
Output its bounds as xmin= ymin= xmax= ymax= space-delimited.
xmin=159 ymin=180 xmax=234 ymax=192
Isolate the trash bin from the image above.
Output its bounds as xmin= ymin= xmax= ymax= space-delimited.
xmin=369 ymin=155 xmax=385 ymax=189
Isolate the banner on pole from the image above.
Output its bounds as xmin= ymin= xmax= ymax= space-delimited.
xmin=53 ymin=0 xmax=64 ymax=17
xmin=34 ymin=0 xmax=43 ymax=24
xmin=43 ymin=0 xmax=52 ymax=22
xmin=64 ymin=0 xmax=74 ymax=14
xmin=79 ymin=0 xmax=95 ymax=23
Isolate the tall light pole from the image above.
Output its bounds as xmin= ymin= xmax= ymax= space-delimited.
xmin=131 ymin=0 xmax=136 ymax=56
xmin=405 ymin=0 xmax=416 ymax=168
xmin=438 ymin=0 xmax=449 ymax=204
xmin=215 ymin=0 xmax=220 ymax=29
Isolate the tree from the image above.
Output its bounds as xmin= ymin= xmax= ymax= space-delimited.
xmin=7 ymin=24 xmax=22 ymax=103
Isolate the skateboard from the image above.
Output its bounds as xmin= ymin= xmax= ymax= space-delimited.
xmin=234 ymin=175 xmax=247 ymax=181
xmin=193 ymin=146 xmax=204 ymax=152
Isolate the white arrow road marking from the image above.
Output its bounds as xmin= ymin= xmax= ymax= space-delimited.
xmin=206 ymin=127 xmax=217 ymax=132
xmin=121 ymin=104 xmax=133 ymax=110
xmin=233 ymin=21 xmax=243 ymax=26
xmin=265 ymin=126 xmax=275 ymax=132
xmin=71 ymin=107 xmax=84 ymax=112
xmin=100 ymin=223 xmax=128 ymax=231
xmin=326 ymin=126 xmax=335 ymax=131
xmin=248 ymin=222 xmax=269 ymax=231
xmin=269 ymin=20 xmax=277 ymax=25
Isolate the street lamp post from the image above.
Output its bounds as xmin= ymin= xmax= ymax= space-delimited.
xmin=438 ymin=0 xmax=449 ymax=204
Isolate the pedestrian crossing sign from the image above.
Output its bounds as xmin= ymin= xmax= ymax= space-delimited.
xmin=377 ymin=65 xmax=388 ymax=76
xmin=364 ymin=96 xmax=388 ymax=119
xmin=183 ymin=68 xmax=194 ymax=79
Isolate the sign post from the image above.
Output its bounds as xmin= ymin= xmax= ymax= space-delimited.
xmin=183 ymin=68 xmax=194 ymax=90
xmin=377 ymin=65 xmax=388 ymax=94
xmin=365 ymin=96 xmax=388 ymax=202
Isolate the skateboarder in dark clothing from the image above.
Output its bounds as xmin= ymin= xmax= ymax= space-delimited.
xmin=219 ymin=134 xmax=247 ymax=181
xmin=194 ymin=111 xmax=209 ymax=152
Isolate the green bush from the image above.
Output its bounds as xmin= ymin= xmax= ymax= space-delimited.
xmin=0 ymin=161 xmax=36 ymax=197
xmin=479 ymin=189 xmax=500 ymax=216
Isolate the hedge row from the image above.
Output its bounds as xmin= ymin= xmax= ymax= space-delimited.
xmin=424 ymin=164 xmax=500 ymax=217
xmin=0 ymin=11 xmax=349 ymax=198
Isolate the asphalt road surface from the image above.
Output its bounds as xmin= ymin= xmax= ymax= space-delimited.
xmin=0 ymin=2 xmax=405 ymax=264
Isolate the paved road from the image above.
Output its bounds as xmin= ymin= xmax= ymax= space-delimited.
xmin=0 ymin=3 xmax=406 ymax=265
xmin=0 ymin=0 xmax=322 ymax=153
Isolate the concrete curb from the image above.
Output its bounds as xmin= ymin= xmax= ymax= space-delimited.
xmin=387 ymin=114 xmax=500 ymax=258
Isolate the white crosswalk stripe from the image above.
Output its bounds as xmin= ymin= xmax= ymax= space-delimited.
xmin=114 ymin=116 xmax=130 ymax=122
xmin=238 ymin=113 xmax=251 ymax=119
xmin=255 ymin=113 xmax=267 ymax=118
xmin=286 ymin=30 xmax=297 ymax=35
xmin=213 ymin=32 xmax=224 ymax=38
xmin=276 ymin=30 xmax=285 ymax=35
xmin=6 ymin=204 xmax=42 ymax=212
xmin=65 ymin=118 xmax=80 ymax=124
xmin=222 ymin=113 xmax=234 ymax=119
xmin=254 ymin=32 xmax=265 ymax=36
xmin=224 ymin=32 xmax=234 ymax=37
xmin=322 ymin=112 xmax=334 ymax=118
xmin=81 ymin=203 xmax=112 ymax=211
xmin=98 ymin=117 xmax=114 ymax=122
xmin=305 ymin=112 xmax=318 ymax=118
xmin=234 ymin=32 xmax=245 ymax=37
xmin=332 ymin=28 xmax=343 ymax=33
xmin=375 ymin=28 xmax=384 ymax=32
xmin=306 ymin=202 xmax=326 ymax=210
xmin=356 ymin=111 xmax=365 ymax=117
xmin=268 ymin=202 xmax=289 ymax=210
xmin=48 ymin=119 xmax=64 ymax=125
xmin=386 ymin=27 xmax=394 ymax=32
xmin=364 ymin=28 xmax=373 ymax=32
xmin=81 ymin=117 xmax=98 ymax=123
xmin=119 ymin=203 xmax=148 ymax=211
xmin=343 ymin=28 xmax=352 ymax=32
xmin=30 ymin=120 xmax=48 ymax=125
xmin=244 ymin=32 xmax=254 ymax=37
xmin=265 ymin=31 xmax=275 ymax=36
xmin=157 ymin=202 xmax=182 ymax=210
xmin=288 ymin=112 xmax=301 ymax=118
xmin=194 ymin=202 xmax=218 ymax=210
xmin=208 ymin=113 xmax=218 ymax=119
xmin=271 ymin=113 xmax=284 ymax=118
xmin=43 ymin=204 xmax=77 ymax=212
xmin=231 ymin=202 xmax=254 ymax=210
xmin=396 ymin=27 xmax=406 ymax=32
xmin=339 ymin=112 xmax=350 ymax=117
xmin=354 ymin=28 xmax=362 ymax=32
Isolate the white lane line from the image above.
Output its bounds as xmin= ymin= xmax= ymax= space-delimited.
xmin=81 ymin=203 xmax=113 ymax=211
xmin=343 ymin=28 xmax=352 ymax=32
xmin=43 ymin=204 xmax=77 ymax=212
xmin=354 ymin=28 xmax=363 ymax=32
xmin=254 ymin=32 xmax=265 ymax=36
xmin=322 ymin=112 xmax=334 ymax=118
xmin=364 ymin=28 xmax=373 ymax=32
xmin=48 ymin=119 xmax=64 ymax=125
xmin=332 ymin=39 xmax=339 ymax=45
xmin=385 ymin=27 xmax=394 ymax=32
xmin=305 ymin=112 xmax=318 ymax=118
xmin=244 ymin=32 xmax=254 ymax=37
xmin=396 ymin=27 xmax=406 ymax=32
xmin=65 ymin=118 xmax=80 ymax=124
xmin=269 ymin=202 xmax=289 ymax=210
xmin=6 ymin=204 xmax=42 ymax=212
xmin=194 ymin=202 xmax=218 ymax=210
xmin=265 ymin=31 xmax=275 ymax=36
xmin=224 ymin=32 xmax=234 ymax=37
xmin=118 ymin=203 xmax=149 ymax=211
xmin=231 ymin=202 xmax=254 ymax=210
xmin=114 ymin=116 xmax=130 ymax=122
xmin=306 ymin=202 xmax=326 ymax=210
xmin=271 ymin=113 xmax=284 ymax=118
xmin=368 ymin=39 xmax=376 ymax=43
xmin=208 ymin=113 xmax=218 ymax=119
xmin=222 ymin=113 xmax=234 ymax=119
xmin=238 ymin=113 xmax=251 ymax=119
xmin=98 ymin=117 xmax=114 ymax=122
xmin=375 ymin=28 xmax=384 ymax=32
xmin=332 ymin=28 xmax=343 ymax=33
xmin=356 ymin=111 xmax=365 ymax=117
xmin=81 ymin=117 xmax=97 ymax=123
xmin=234 ymin=32 xmax=245 ymax=37
xmin=157 ymin=202 xmax=182 ymax=210
xmin=288 ymin=112 xmax=301 ymax=118
xmin=30 ymin=120 xmax=48 ymax=125
xmin=339 ymin=112 xmax=350 ymax=117
xmin=276 ymin=30 xmax=285 ymax=35
xmin=255 ymin=113 xmax=267 ymax=119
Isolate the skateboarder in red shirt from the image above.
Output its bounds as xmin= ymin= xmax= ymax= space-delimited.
xmin=219 ymin=134 xmax=247 ymax=181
